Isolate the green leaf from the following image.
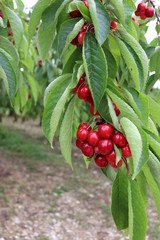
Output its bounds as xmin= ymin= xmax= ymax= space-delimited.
xmin=111 ymin=169 xmax=128 ymax=231
xmin=5 ymin=7 xmax=23 ymax=49
xmin=147 ymin=151 xmax=160 ymax=191
xmin=128 ymin=178 xmax=147 ymax=240
xmin=83 ymin=155 xmax=92 ymax=169
xmin=83 ymin=32 xmax=107 ymax=111
xmin=136 ymin=172 xmax=148 ymax=207
xmin=103 ymin=47 xmax=117 ymax=79
xmin=114 ymin=146 xmax=122 ymax=165
xmin=150 ymin=47 xmax=160 ymax=80
xmin=28 ymin=0 xmax=53 ymax=42
xmin=109 ymin=0 xmax=125 ymax=24
xmin=59 ymin=97 xmax=76 ymax=167
xmin=108 ymin=35 xmax=121 ymax=67
xmin=144 ymin=129 xmax=160 ymax=159
xmin=98 ymin=95 xmax=112 ymax=123
xmin=0 ymin=51 xmax=17 ymax=101
xmin=123 ymin=0 xmax=136 ymax=27
xmin=102 ymin=165 xmax=116 ymax=182
xmin=27 ymin=74 xmax=38 ymax=104
xmin=120 ymin=118 xmax=149 ymax=179
xmin=42 ymin=74 xmax=72 ymax=146
xmin=38 ymin=22 xmax=55 ymax=59
xmin=63 ymin=46 xmax=82 ymax=73
xmin=148 ymin=96 xmax=160 ymax=127
xmin=107 ymin=96 xmax=121 ymax=131
xmin=125 ymin=88 xmax=149 ymax=127
xmin=87 ymin=0 xmax=110 ymax=45
xmin=77 ymin=2 xmax=91 ymax=22
xmin=107 ymin=89 xmax=141 ymax=127
xmin=118 ymin=25 xmax=149 ymax=90
xmin=143 ymin=164 xmax=160 ymax=220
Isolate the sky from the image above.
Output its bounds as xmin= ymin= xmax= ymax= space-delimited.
xmin=21 ymin=0 xmax=160 ymax=43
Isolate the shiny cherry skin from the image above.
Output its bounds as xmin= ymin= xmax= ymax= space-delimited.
xmin=78 ymin=122 xmax=92 ymax=131
xmin=98 ymin=139 xmax=114 ymax=155
xmin=106 ymin=150 xmax=116 ymax=163
xmin=70 ymin=10 xmax=81 ymax=18
xmin=95 ymin=155 xmax=108 ymax=168
xmin=113 ymin=132 xmax=127 ymax=148
xmin=82 ymin=143 xmax=94 ymax=157
xmin=145 ymin=8 xmax=154 ymax=18
xmin=110 ymin=21 xmax=117 ymax=30
xmin=78 ymin=85 xmax=91 ymax=100
xmin=90 ymin=105 xmax=100 ymax=116
xmin=77 ymin=128 xmax=89 ymax=141
xmin=78 ymin=31 xmax=86 ymax=46
xmin=87 ymin=131 xmax=100 ymax=146
xmin=98 ymin=124 xmax=114 ymax=139
xmin=121 ymin=144 xmax=132 ymax=158
xmin=137 ymin=2 xmax=146 ymax=12
xmin=76 ymin=139 xmax=83 ymax=150
xmin=94 ymin=146 xmax=100 ymax=154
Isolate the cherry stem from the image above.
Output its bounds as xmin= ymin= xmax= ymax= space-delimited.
xmin=123 ymin=157 xmax=130 ymax=176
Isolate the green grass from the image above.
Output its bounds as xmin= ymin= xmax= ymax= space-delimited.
xmin=0 ymin=124 xmax=52 ymax=161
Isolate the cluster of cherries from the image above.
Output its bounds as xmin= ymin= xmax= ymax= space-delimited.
xmin=38 ymin=59 xmax=42 ymax=68
xmin=69 ymin=0 xmax=117 ymax=47
xmin=135 ymin=2 xmax=154 ymax=20
xmin=76 ymin=121 xmax=132 ymax=169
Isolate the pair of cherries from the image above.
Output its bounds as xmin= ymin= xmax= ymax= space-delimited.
xmin=135 ymin=2 xmax=154 ymax=20
xmin=76 ymin=122 xmax=132 ymax=169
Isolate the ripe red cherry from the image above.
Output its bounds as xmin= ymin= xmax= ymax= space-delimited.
xmin=137 ymin=2 xmax=146 ymax=12
xmin=76 ymin=139 xmax=83 ymax=150
xmin=8 ymin=31 xmax=13 ymax=36
xmin=7 ymin=21 xmax=10 ymax=28
xmin=70 ymin=10 xmax=81 ymax=18
xmin=121 ymin=144 xmax=132 ymax=158
xmin=98 ymin=139 xmax=114 ymax=155
xmin=90 ymin=105 xmax=100 ymax=116
xmin=35 ymin=45 xmax=38 ymax=50
xmin=39 ymin=59 xmax=42 ymax=63
xmin=145 ymin=8 xmax=154 ymax=18
xmin=78 ymin=85 xmax=91 ymax=100
xmin=78 ymin=31 xmax=86 ymax=46
xmin=28 ymin=92 xmax=32 ymax=99
xmin=83 ymin=0 xmax=89 ymax=9
xmin=98 ymin=124 xmax=114 ymax=139
xmin=84 ymin=95 xmax=94 ymax=105
xmin=82 ymin=143 xmax=94 ymax=157
xmin=113 ymin=132 xmax=127 ymax=148
xmin=78 ymin=122 xmax=91 ymax=131
xmin=71 ymin=35 xmax=79 ymax=46
xmin=140 ymin=12 xmax=146 ymax=20
xmin=95 ymin=155 xmax=108 ymax=168
xmin=106 ymin=150 xmax=116 ymax=163
xmin=110 ymin=21 xmax=117 ymax=30
xmin=87 ymin=131 xmax=100 ymax=146
xmin=77 ymin=128 xmax=89 ymax=141
xmin=113 ymin=102 xmax=120 ymax=116
xmin=135 ymin=10 xmax=141 ymax=16
xmin=110 ymin=159 xmax=123 ymax=168
xmin=73 ymin=76 xmax=85 ymax=93
xmin=80 ymin=24 xmax=88 ymax=33
xmin=94 ymin=146 xmax=100 ymax=154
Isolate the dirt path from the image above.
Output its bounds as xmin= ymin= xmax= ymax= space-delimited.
xmin=0 ymin=118 xmax=159 ymax=240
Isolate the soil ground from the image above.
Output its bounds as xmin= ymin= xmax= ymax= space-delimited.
xmin=0 ymin=118 xmax=160 ymax=240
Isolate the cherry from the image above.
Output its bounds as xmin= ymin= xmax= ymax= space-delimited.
xmin=98 ymin=124 xmax=114 ymax=139
xmin=80 ymin=24 xmax=88 ymax=33
xmin=121 ymin=144 xmax=132 ymax=158
xmin=94 ymin=146 xmax=100 ymax=154
xmin=0 ymin=9 xmax=3 ymax=19
xmin=140 ymin=12 xmax=146 ymax=20
xmin=132 ymin=16 xmax=135 ymax=21
xmin=98 ymin=139 xmax=114 ymax=155
xmin=71 ymin=35 xmax=79 ymax=46
xmin=95 ymin=155 xmax=108 ymax=168
xmin=87 ymin=131 xmax=100 ymax=146
xmin=73 ymin=76 xmax=85 ymax=93
xmin=137 ymin=2 xmax=146 ymax=12
xmin=8 ymin=31 xmax=13 ymax=36
xmin=145 ymin=8 xmax=154 ymax=18
xmin=113 ymin=132 xmax=127 ymax=148
xmin=110 ymin=159 xmax=123 ymax=168
xmin=70 ymin=10 xmax=81 ymax=18
xmin=7 ymin=21 xmax=10 ymax=28
xmin=39 ymin=59 xmax=42 ymax=63
xmin=84 ymin=95 xmax=94 ymax=105
xmin=78 ymin=31 xmax=86 ymax=46
xmin=106 ymin=150 xmax=116 ymax=163
xmin=135 ymin=10 xmax=141 ymax=16
xmin=83 ymin=72 xmax=86 ymax=77
xmin=77 ymin=128 xmax=89 ymax=141
xmin=82 ymin=143 xmax=94 ymax=157
xmin=110 ymin=21 xmax=117 ymax=30
xmin=78 ymin=122 xmax=91 ymax=131
xmin=78 ymin=85 xmax=91 ymax=100
xmin=35 ymin=45 xmax=38 ymax=50
xmin=90 ymin=105 xmax=100 ymax=116
xmin=118 ymin=159 xmax=123 ymax=167
xmin=76 ymin=139 xmax=83 ymax=149
xmin=83 ymin=0 xmax=89 ymax=9
xmin=113 ymin=102 xmax=120 ymax=116
xmin=28 ymin=92 xmax=32 ymax=99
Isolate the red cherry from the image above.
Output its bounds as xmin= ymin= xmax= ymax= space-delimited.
xmin=94 ymin=146 xmax=100 ymax=154
xmin=0 ymin=9 xmax=3 ymax=19
xmin=98 ymin=124 xmax=114 ymax=139
xmin=77 ymin=128 xmax=89 ymax=141
xmin=7 ymin=21 xmax=10 ymax=28
xmin=135 ymin=10 xmax=141 ymax=16
xmin=83 ymin=0 xmax=89 ymax=9
xmin=77 ymin=77 xmax=86 ymax=87
xmin=87 ymin=131 xmax=100 ymax=146
xmin=83 ymin=72 xmax=86 ymax=77
xmin=84 ymin=95 xmax=94 ymax=105
xmin=39 ymin=59 xmax=42 ymax=63
xmin=145 ymin=8 xmax=154 ymax=18
xmin=90 ymin=105 xmax=100 ymax=116
xmin=137 ymin=3 xmax=146 ymax=12
xmin=82 ymin=143 xmax=94 ymax=157
xmin=113 ymin=102 xmax=120 ymax=116
xmin=140 ymin=12 xmax=146 ymax=20
xmin=121 ymin=144 xmax=132 ymax=158
xmin=78 ymin=122 xmax=91 ymax=131
xmin=78 ymin=31 xmax=86 ymax=46
xmin=78 ymin=85 xmax=91 ymax=100
xmin=106 ymin=150 xmax=116 ymax=163
xmin=132 ymin=16 xmax=135 ymax=21
xmin=80 ymin=24 xmax=88 ymax=33
xmin=95 ymin=155 xmax=108 ymax=168
xmin=76 ymin=139 xmax=83 ymax=150
xmin=70 ymin=10 xmax=81 ymax=18
xmin=35 ymin=45 xmax=38 ymax=50
xmin=118 ymin=159 xmax=123 ymax=167
xmin=98 ymin=139 xmax=114 ymax=155
xmin=110 ymin=21 xmax=117 ymax=30
xmin=71 ymin=35 xmax=79 ymax=46
xmin=113 ymin=132 xmax=127 ymax=148
xmin=28 ymin=92 xmax=32 ymax=99
xmin=8 ymin=31 xmax=13 ymax=36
